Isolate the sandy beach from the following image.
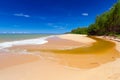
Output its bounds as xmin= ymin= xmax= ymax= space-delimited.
xmin=0 ymin=34 xmax=120 ymax=80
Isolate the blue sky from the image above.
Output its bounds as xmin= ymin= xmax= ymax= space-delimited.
xmin=0 ymin=0 xmax=117 ymax=33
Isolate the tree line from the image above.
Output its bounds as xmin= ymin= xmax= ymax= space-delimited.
xmin=71 ymin=0 xmax=120 ymax=36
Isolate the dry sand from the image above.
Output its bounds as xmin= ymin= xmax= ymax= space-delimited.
xmin=58 ymin=34 xmax=96 ymax=43
xmin=0 ymin=34 xmax=120 ymax=80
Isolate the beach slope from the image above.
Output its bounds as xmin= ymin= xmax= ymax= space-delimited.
xmin=0 ymin=34 xmax=120 ymax=80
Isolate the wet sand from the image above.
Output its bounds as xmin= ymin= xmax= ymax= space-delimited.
xmin=6 ymin=34 xmax=120 ymax=69
xmin=0 ymin=53 xmax=39 ymax=69
xmin=0 ymin=34 xmax=120 ymax=80
xmin=11 ymin=37 xmax=86 ymax=50
xmin=25 ymin=36 xmax=120 ymax=69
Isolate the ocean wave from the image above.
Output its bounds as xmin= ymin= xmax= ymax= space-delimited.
xmin=0 ymin=35 xmax=54 ymax=49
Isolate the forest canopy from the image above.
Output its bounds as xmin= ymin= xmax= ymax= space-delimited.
xmin=71 ymin=0 xmax=120 ymax=36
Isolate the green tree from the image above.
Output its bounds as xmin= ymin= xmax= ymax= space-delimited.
xmin=71 ymin=0 xmax=120 ymax=36
xmin=71 ymin=27 xmax=88 ymax=34
xmin=88 ymin=0 xmax=120 ymax=35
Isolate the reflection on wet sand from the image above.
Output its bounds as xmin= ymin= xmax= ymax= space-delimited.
xmin=36 ymin=37 xmax=120 ymax=69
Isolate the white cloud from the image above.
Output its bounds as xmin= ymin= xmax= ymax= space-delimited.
xmin=81 ymin=13 xmax=89 ymax=16
xmin=13 ymin=13 xmax=30 ymax=18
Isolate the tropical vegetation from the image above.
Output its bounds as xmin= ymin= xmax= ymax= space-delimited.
xmin=71 ymin=0 xmax=120 ymax=36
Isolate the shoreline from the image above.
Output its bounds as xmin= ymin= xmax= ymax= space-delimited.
xmin=0 ymin=35 xmax=55 ymax=49
xmin=7 ymin=34 xmax=120 ymax=69
xmin=0 ymin=34 xmax=120 ymax=80
xmin=96 ymin=35 xmax=120 ymax=52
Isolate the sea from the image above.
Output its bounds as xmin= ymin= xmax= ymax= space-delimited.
xmin=0 ymin=34 xmax=54 ymax=49
xmin=0 ymin=34 xmax=53 ymax=42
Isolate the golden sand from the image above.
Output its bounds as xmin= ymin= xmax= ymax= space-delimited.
xmin=10 ymin=35 xmax=119 ymax=69
xmin=25 ymin=36 xmax=120 ymax=69
xmin=0 ymin=53 xmax=39 ymax=69
xmin=0 ymin=34 xmax=120 ymax=80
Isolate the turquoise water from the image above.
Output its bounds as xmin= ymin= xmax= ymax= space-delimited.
xmin=0 ymin=34 xmax=52 ymax=42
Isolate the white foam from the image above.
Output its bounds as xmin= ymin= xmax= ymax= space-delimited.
xmin=0 ymin=36 xmax=54 ymax=49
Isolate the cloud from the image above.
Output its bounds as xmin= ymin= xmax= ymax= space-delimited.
xmin=81 ymin=13 xmax=89 ymax=16
xmin=13 ymin=13 xmax=30 ymax=18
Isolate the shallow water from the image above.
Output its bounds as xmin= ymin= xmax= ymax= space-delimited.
xmin=40 ymin=36 xmax=120 ymax=68
xmin=47 ymin=36 xmax=116 ymax=54
xmin=0 ymin=34 xmax=51 ymax=42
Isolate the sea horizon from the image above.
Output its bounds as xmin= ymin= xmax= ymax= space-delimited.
xmin=0 ymin=32 xmax=62 ymax=35
xmin=0 ymin=0 xmax=120 ymax=80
